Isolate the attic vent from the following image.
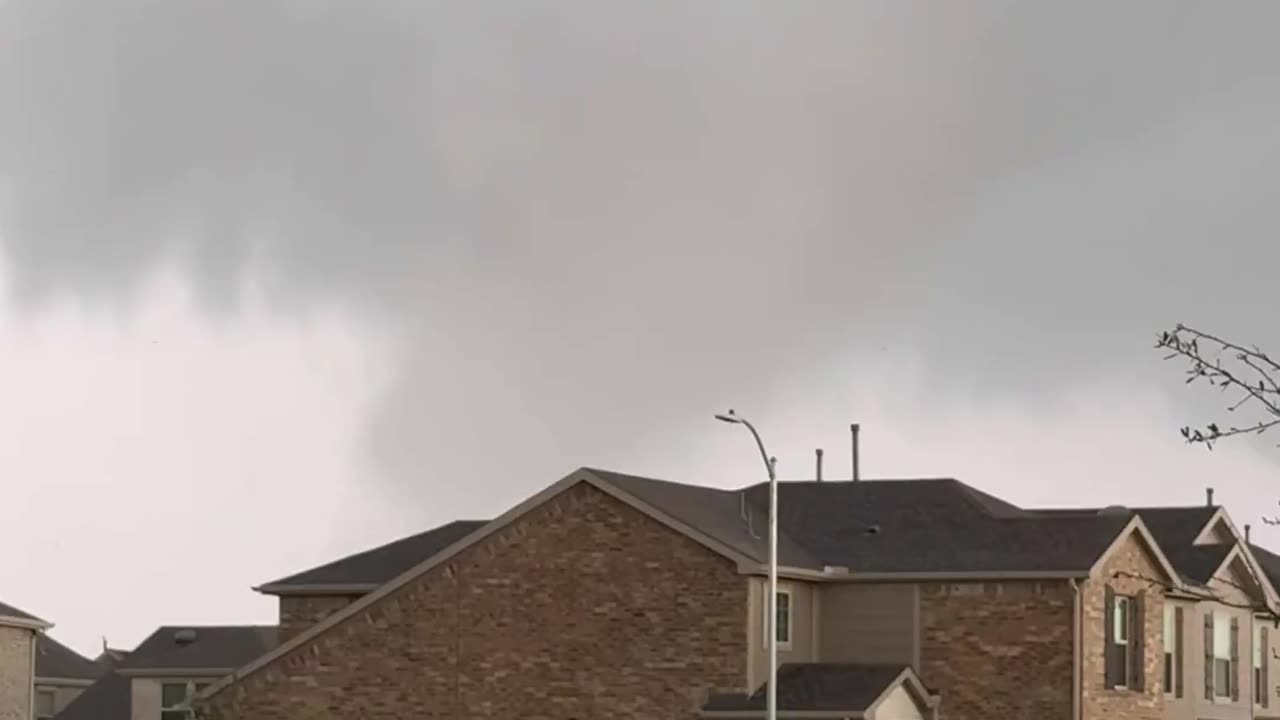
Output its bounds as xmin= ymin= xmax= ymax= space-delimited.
xmin=173 ymin=629 xmax=198 ymax=645
xmin=1097 ymin=505 xmax=1129 ymax=517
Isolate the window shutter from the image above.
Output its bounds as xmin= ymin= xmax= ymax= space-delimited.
xmin=1132 ymin=590 xmax=1145 ymax=691
xmin=1206 ymin=613 xmax=1215 ymax=700
xmin=1175 ymin=606 xmax=1184 ymax=698
xmin=1232 ymin=616 xmax=1241 ymax=702
xmin=1263 ymin=625 xmax=1270 ymax=708
xmin=1105 ymin=586 xmax=1117 ymax=688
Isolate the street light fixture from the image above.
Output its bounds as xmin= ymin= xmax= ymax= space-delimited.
xmin=715 ymin=409 xmax=778 ymax=720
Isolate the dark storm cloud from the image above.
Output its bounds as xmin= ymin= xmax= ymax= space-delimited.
xmin=3 ymin=1 xmax=1280 ymax=501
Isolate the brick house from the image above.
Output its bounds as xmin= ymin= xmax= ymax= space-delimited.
xmin=158 ymin=468 xmax=1280 ymax=719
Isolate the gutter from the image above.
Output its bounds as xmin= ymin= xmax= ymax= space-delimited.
xmin=1070 ymin=578 xmax=1081 ymax=720
xmin=749 ymin=566 xmax=1090 ymax=582
xmin=116 ymin=667 xmax=235 ymax=677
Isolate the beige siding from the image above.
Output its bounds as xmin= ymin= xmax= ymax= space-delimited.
xmin=819 ymin=583 xmax=916 ymax=665
xmin=746 ymin=578 xmax=817 ymax=690
xmin=0 ymin=626 xmax=34 ymax=720
xmin=1166 ymin=564 xmax=1265 ymax=720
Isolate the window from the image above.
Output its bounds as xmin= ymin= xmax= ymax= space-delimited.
xmin=161 ymin=682 xmax=193 ymax=720
xmin=35 ymin=688 xmax=56 ymax=719
xmin=1114 ymin=595 xmax=1130 ymax=687
xmin=763 ymin=586 xmax=792 ymax=648
xmin=1256 ymin=623 xmax=1265 ymax=705
xmin=1214 ymin=613 xmax=1232 ymax=698
xmin=1164 ymin=604 xmax=1177 ymax=695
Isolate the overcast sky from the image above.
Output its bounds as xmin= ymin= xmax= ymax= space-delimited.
xmin=4 ymin=1 xmax=1280 ymax=656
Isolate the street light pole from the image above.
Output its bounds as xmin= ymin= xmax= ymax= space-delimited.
xmin=715 ymin=409 xmax=778 ymax=720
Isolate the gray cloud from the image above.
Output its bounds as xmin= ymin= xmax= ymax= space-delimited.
xmin=3 ymin=0 xmax=1280 ymax=507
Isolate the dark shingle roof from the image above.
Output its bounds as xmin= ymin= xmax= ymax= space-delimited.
xmin=0 ymin=600 xmax=44 ymax=624
xmin=54 ymin=671 xmax=130 ymax=720
xmin=1250 ymin=543 xmax=1280 ymax=589
xmin=1133 ymin=506 xmax=1220 ymax=549
xmin=35 ymin=634 xmax=101 ymax=680
xmin=590 ymin=470 xmax=819 ymax=568
xmin=703 ymin=663 xmax=914 ymax=712
xmin=1162 ymin=544 xmax=1233 ymax=585
xmin=118 ymin=626 xmax=277 ymax=671
xmin=259 ymin=520 xmax=488 ymax=590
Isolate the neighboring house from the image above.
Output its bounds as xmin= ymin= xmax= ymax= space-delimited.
xmin=0 ymin=600 xmax=50 ymax=720
xmin=33 ymin=634 xmax=103 ymax=718
xmin=173 ymin=467 xmax=1280 ymax=720
xmin=57 ymin=626 xmax=276 ymax=720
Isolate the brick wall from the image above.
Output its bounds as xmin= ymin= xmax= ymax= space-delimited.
xmin=1081 ymin=532 xmax=1165 ymax=720
xmin=277 ymin=596 xmax=356 ymax=644
xmin=919 ymin=580 xmax=1074 ymax=720
xmin=200 ymin=480 xmax=748 ymax=720
xmin=0 ymin=625 xmax=34 ymax=720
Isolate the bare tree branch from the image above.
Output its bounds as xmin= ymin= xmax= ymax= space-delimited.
xmin=1156 ymin=324 xmax=1280 ymax=449
xmin=1113 ymin=570 xmax=1271 ymax=614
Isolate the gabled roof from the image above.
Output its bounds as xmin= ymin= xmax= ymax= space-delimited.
xmin=1251 ymin=543 xmax=1280 ymax=591
xmin=0 ymin=599 xmax=49 ymax=629
xmin=54 ymin=671 xmax=130 ymax=720
xmin=702 ymin=663 xmax=932 ymax=715
xmin=35 ymin=634 xmax=101 ymax=681
xmin=739 ymin=478 xmax=1132 ymax=574
xmin=591 ymin=470 xmax=820 ymax=568
xmin=257 ymin=520 xmax=489 ymax=594
xmin=117 ymin=626 xmax=277 ymax=673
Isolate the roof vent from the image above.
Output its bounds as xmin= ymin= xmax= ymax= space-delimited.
xmin=1097 ymin=505 xmax=1129 ymax=517
xmin=864 ymin=524 xmax=882 ymax=535
xmin=173 ymin=629 xmax=198 ymax=645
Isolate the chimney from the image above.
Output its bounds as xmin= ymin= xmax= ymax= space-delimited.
xmin=815 ymin=448 xmax=824 ymax=482
xmin=1246 ymin=524 xmax=1252 ymax=543
xmin=1206 ymin=487 xmax=1215 ymax=507
xmin=850 ymin=423 xmax=861 ymax=482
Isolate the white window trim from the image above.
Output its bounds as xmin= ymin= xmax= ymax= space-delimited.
xmin=763 ymin=584 xmax=793 ymax=651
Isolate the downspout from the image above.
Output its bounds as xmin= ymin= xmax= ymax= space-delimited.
xmin=29 ymin=630 xmax=38 ymax=719
xmin=1070 ymin=579 xmax=1081 ymax=720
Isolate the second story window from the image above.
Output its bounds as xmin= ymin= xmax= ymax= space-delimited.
xmin=763 ymin=586 xmax=792 ymax=649
xmin=1115 ymin=595 xmax=1130 ymax=686
xmin=1104 ymin=587 xmax=1144 ymax=690
xmin=1207 ymin=612 xmax=1239 ymax=701
xmin=161 ymin=683 xmax=190 ymax=720
xmin=161 ymin=682 xmax=208 ymax=720
xmin=1255 ymin=622 xmax=1269 ymax=707
xmin=1164 ymin=604 xmax=1182 ymax=696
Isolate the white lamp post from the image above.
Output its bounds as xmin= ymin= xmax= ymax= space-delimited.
xmin=715 ymin=409 xmax=778 ymax=720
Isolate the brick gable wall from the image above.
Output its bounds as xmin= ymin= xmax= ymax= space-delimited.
xmin=919 ymin=580 xmax=1074 ymax=720
xmin=198 ymin=481 xmax=748 ymax=720
xmin=1081 ymin=532 xmax=1165 ymax=720
xmin=277 ymin=596 xmax=356 ymax=644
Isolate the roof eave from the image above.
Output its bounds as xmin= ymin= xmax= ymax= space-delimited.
xmin=35 ymin=677 xmax=96 ymax=687
xmin=0 ymin=614 xmax=51 ymax=631
xmin=751 ymin=566 xmax=1089 ymax=582
xmin=701 ymin=710 xmax=865 ymax=719
xmin=116 ymin=667 xmax=233 ymax=677
xmin=253 ymin=583 xmax=378 ymax=596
